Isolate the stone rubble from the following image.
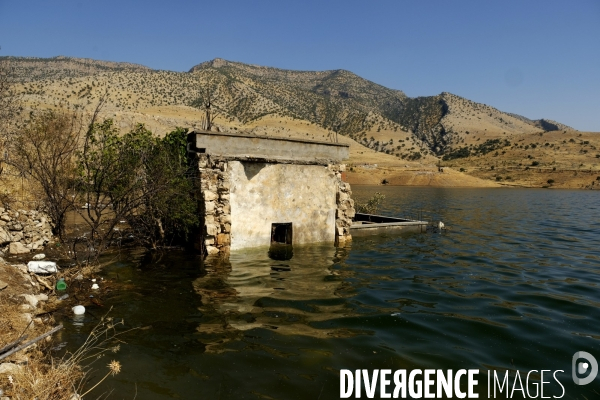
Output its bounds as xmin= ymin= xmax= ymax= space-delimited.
xmin=0 ymin=208 xmax=53 ymax=255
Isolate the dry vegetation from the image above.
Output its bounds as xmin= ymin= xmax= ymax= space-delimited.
xmin=2 ymin=55 xmax=597 ymax=189
xmin=0 ymin=258 xmax=127 ymax=400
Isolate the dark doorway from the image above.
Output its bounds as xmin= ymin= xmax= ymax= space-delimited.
xmin=271 ymin=223 xmax=293 ymax=245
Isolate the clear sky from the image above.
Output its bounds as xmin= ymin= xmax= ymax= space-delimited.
xmin=1 ymin=0 xmax=598 ymax=130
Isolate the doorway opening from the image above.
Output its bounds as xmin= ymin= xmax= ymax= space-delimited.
xmin=271 ymin=223 xmax=292 ymax=245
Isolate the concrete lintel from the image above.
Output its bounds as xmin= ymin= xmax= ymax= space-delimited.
xmin=191 ymin=131 xmax=349 ymax=163
xmin=205 ymin=155 xmax=340 ymax=166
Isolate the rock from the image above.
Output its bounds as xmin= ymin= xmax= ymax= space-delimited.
xmin=9 ymin=242 xmax=29 ymax=254
xmin=205 ymin=223 xmax=218 ymax=236
xmin=21 ymin=294 xmax=39 ymax=308
xmin=206 ymin=246 xmax=219 ymax=255
xmin=0 ymin=226 xmax=11 ymax=245
xmin=205 ymin=201 xmax=216 ymax=214
xmin=0 ymin=362 xmax=22 ymax=374
xmin=32 ymin=253 xmax=46 ymax=260
xmin=19 ymin=304 xmax=32 ymax=311
xmin=10 ymin=232 xmax=23 ymax=242
xmin=14 ymin=264 xmax=28 ymax=274
xmin=27 ymin=261 xmax=57 ymax=274
xmin=204 ymin=190 xmax=218 ymax=201
xmin=9 ymin=222 xmax=23 ymax=231
xmin=35 ymin=293 xmax=49 ymax=302
xmin=21 ymin=313 xmax=32 ymax=324
xmin=0 ymin=280 xmax=7 ymax=290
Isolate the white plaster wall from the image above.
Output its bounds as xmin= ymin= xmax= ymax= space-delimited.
xmin=229 ymin=161 xmax=336 ymax=250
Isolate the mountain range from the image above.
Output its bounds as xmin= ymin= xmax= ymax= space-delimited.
xmin=4 ymin=55 xmax=598 ymax=190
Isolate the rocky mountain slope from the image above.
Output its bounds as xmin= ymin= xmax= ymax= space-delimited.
xmin=4 ymin=55 xmax=596 ymax=189
xmin=4 ymin=56 xmax=574 ymax=154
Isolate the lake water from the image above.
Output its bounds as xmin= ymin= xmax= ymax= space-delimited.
xmin=56 ymin=186 xmax=600 ymax=399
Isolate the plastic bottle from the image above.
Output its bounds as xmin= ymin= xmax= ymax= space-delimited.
xmin=56 ymin=278 xmax=67 ymax=291
xmin=72 ymin=305 xmax=86 ymax=315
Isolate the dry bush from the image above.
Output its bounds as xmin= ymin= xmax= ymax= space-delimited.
xmin=0 ymin=303 xmax=127 ymax=400
xmin=5 ymin=109 xmax=84 ymax=239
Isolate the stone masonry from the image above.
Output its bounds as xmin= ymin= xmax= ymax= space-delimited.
xmin=330 ymin=164 xmax=354 ymax=245
xmin=196 ymin=154 xmax=232 ymax=256
xmin=194 ymin=154 xmax=355 ymax=257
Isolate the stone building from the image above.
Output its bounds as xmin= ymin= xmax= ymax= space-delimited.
xmin=187 ymin=131 xmax=355 ymax=257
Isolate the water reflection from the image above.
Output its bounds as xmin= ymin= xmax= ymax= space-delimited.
xmin=193 ymin=244 xmax=358 ymax=350
xmin=54 ymin=187 xmax=600 ymax=399
xmin=268 ymin=243 xmax=294 ymax=260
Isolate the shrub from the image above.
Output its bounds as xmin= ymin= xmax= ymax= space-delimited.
xmin=532 ymin=161 xmax=539 ymax=166
xmin=547 ymin=179 xmax=555 ymax=184
xmin=355 ymin=192 xmax=385 ymax=214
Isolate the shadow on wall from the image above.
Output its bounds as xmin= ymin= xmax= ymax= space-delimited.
xmin=242 ymin=162 xmax=267 ymax=181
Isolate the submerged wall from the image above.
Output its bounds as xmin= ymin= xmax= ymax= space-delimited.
xmin=194 ymin=155 xmax=354 ymax=256
xmin=229 ymin=161 xmax=336 ymax=250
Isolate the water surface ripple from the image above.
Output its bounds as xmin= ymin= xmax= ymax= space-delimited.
xmin=58 ymin=187 xmax=600 ymax=399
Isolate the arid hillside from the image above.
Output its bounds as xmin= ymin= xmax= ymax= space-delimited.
xmin=3 ymin=55 xmax=597 ymax=188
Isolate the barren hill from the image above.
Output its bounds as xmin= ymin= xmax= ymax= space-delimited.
xmin=4 ymin=56 xmax=596 ymax=189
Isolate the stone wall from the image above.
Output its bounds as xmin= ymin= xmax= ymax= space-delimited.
xmin=196 ymin=154 xmax=232 ymax=256
xmin=194 ymin=155 xmax=355 ymax=257
xmin=0 ymin=208 xmax=53 ymax=255
xmin=330 ymin=164 xmax=354 ymax=245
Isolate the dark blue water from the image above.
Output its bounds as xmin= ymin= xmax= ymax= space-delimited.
xmin=58 ymin=187 xmax=600 ymax=399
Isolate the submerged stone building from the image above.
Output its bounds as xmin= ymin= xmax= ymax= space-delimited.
xmin=187 ymin=131 xmax=355 ymax=257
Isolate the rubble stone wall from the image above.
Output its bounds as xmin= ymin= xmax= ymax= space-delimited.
xmin=196 ymin=155 xmax=232 ymax=256
xmin=330 ymin=164 xmax=355 ymax=245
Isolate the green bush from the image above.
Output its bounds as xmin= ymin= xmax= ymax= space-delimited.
xmin=355 ymin=192 xmax=385 ymax=214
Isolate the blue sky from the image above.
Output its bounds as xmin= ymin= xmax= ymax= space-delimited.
xmin=1 ymin=0 xmax=598 ymax=130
